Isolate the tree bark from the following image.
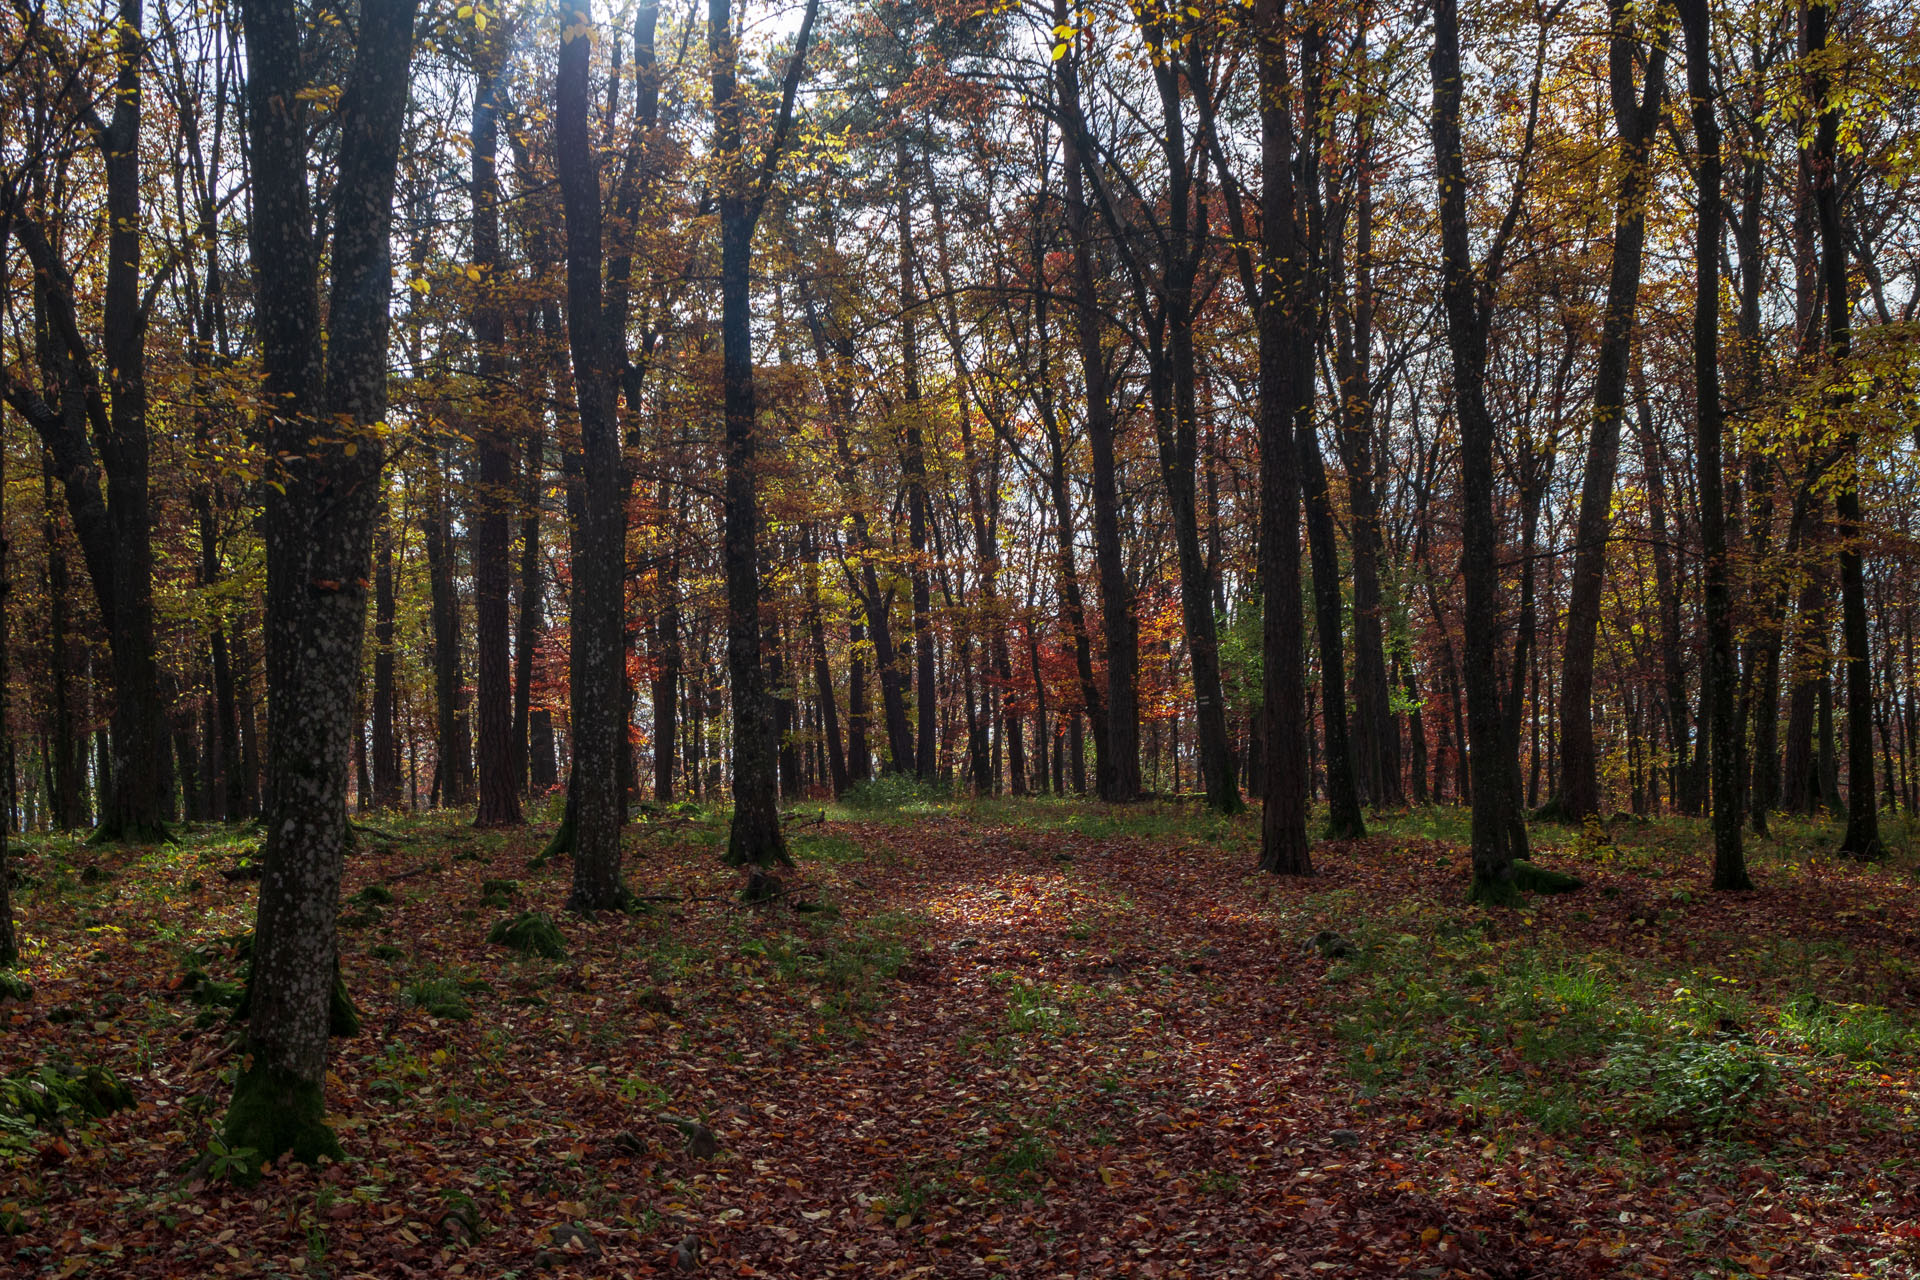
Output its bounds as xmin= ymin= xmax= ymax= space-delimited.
xmin=1431 ymin=0 xmax=1528 ymax=901
xmin=226 ymin=0 xmax=419 ymax=1166
xmin=1555 ymin=0 xmax=1667 ymax=821
xmin=1679 ymin=0 xmax=1751 ymax=888
xmin=471 ymin=32 xmax=522 ymax=827
xmin=557 ymin=1 xmax=631 ymax=908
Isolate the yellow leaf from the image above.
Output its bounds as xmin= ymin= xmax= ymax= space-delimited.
xmin=409 ymin=277 xmax=430 ymax=294
xmin=343 ymin=441 xmax=358 ymax=457
xmin=1421 ymin=1227 xmax=1441 ymax=1245
xmin=457 ymin=4 xmax=472 ymax=15
xmin=1051 ymin=42 xmax=1068 ymax=60
xmin=474 ymin=11 xmax=486 ymax=30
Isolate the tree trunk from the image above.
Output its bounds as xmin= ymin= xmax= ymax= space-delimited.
xmin=1679 ymin=0 xmax=1751 ymax=888
xmin=803 ymin=525 xmax=850 ymax=796
xmin=556 ymin=3 xmax=631 ymax=908
xmin=226 ymin=0 xmax=418 ymax=1167
xmin=470 ymin=35 xmax=521 ymax=827
xmin=1054 ymin=20 xmax=1140 ymax=802
xmin=713 ymin=0 xmax=818 ymax=877
xmin=370 ymin=515 xmax=401 ymax=809
xmin=1555 ymin=0 xmax=1667 ymax=821
xmin=1256 ymin=0 xmax=1311 ymax=873
xmin=423 ymin=474 xmax=472 ymax=807
xmin=1431 ymin=0 xmax=1527 ymax=901
xmin=1808 ymin=0 xmax=1879 ymax=859
xmin=516 ymin=425 xmax=547 ymax=797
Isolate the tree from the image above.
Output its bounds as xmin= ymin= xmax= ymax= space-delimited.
xmin=1429 ymin=0 xmax=1533 ymax=902
xmin=712 ymin=0 xmax=820 ymax=884
xmin=1554 ymin=0 xmax=1669 ymax=822
xmin=0 ymin=0 xmax=173 ymax=842
xmin=224 ymin=0 xmax=420 ymax=1165
xmin=1678 ymin=0 xmax=1749 ymax=888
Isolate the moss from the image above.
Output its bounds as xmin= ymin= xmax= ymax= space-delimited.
xmin=479 ymin=878 xmax=520 ymax=897
xmin=353 ymin=884 xmax=394 ymax=906
xmin=86 ymin=818 xmax=173 ymax=846
xmin=221 ymin=1062 xmax=342 ymax=1176
xmin=369 ymin=943 xmax=407 ymax=962
xmin=487 ymin=911 xmax=567 ymax=960
xmin=1511 ymin=860 xmax=1584 ymax=894
xmin=331 ymin=970 xmax=362 ymax=1037
xmin=1 ymin=1064 xmax=134 ymax=1124
xmin=404 ymin=977 xmax=472 ymax=1021
xmin=1469 ymin=867 xmax=1525 ymax=908
xmin=0 ymin=972 xmax=32 ymax=1002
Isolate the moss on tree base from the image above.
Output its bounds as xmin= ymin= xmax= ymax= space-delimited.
xmin=1511 ymin=860 xmax=1584 ymax=894
xmin=222 ymin=1063 xmax=341 ymax=1177
xmin=1468 ymin=871 xmax=1525 ymax=908
xmin=86 ymin=819 xmax=174 ymax=847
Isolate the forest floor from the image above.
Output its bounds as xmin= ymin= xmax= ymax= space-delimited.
xmin=3 ymin=792 xmax=1920 ymax=1279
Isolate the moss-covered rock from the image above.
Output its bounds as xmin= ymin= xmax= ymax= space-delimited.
xmin=487 ymin=911 xmax=567 ymax=960
xmin=352 ymin=884 xmax=394 ymax=906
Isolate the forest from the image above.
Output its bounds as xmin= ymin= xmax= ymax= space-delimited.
xmin=1 ymin=0 xmax=1919 ymax=1273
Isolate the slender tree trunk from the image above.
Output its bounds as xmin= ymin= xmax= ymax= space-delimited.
xmin=1554 ymin=3 xmax=1666 ymax=821
xmin=896 ymin=160 xmax=939 ymax=782
xmin=471 ymin=35 xmax=521 ymax=827
xmin=1431 ymin=0 xmax=1527 ymax=900
xmin=514 ymin=426 xmax=545 ymax=796
xmin=1679 ymin=0 xmax=1750 ymax=888
xmin=1808 ymin=0 xmax=1879 ymax=858
xmin=423 ymin=473 xmax=472 ymax=807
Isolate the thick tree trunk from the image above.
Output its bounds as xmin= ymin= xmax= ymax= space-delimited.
xmin=1255 ymin=0 xmax=1310 ymax=874
xmin=713 ymin=0 xmax=816 ymax=877
xmin=226 ymin=0 xmax=418 ymax=1167
xmin=556 ymin=3 xmax=631 ymax=908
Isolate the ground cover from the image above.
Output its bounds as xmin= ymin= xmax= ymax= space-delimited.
xmin=2 ymin=796 xmax=1917 ymax=1277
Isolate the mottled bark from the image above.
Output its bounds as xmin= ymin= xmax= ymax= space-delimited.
xmin=228 ymin=0 xmax=419 ymax=1165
